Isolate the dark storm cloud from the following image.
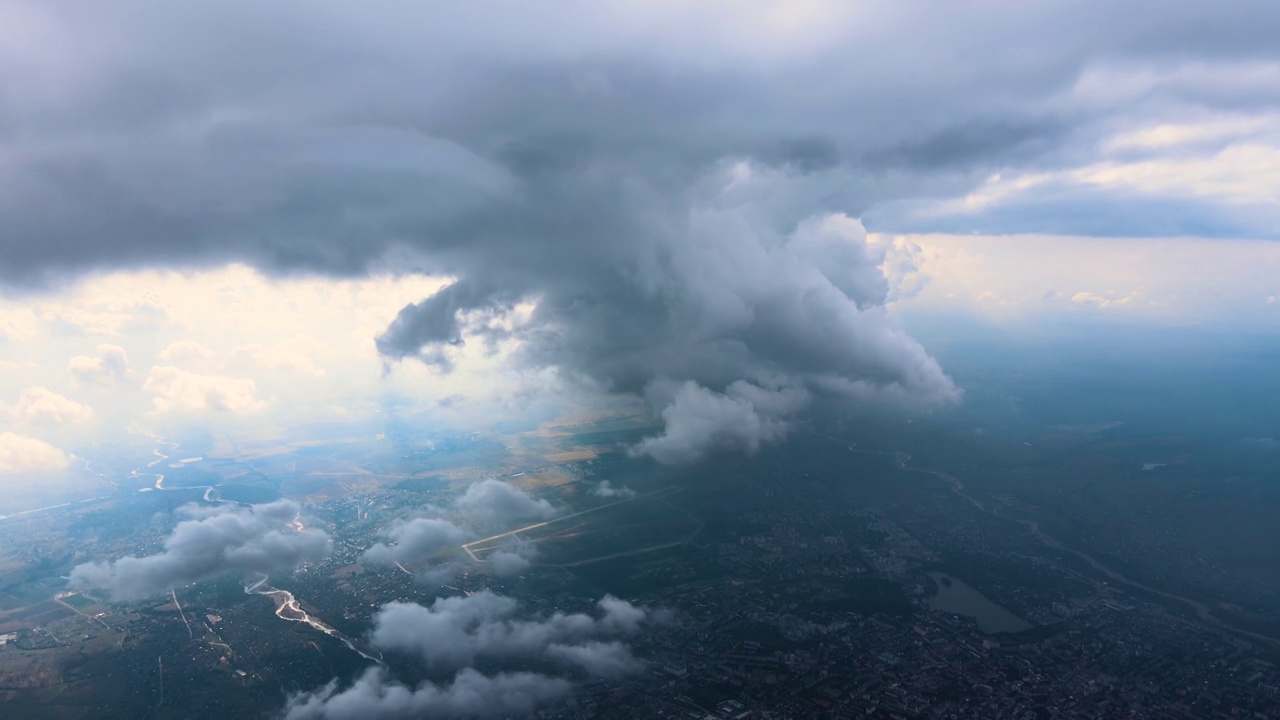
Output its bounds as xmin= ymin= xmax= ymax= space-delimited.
xmin=6 ymin=1 xmax=1280 ymax=457
xmin=69 ymin=500 xmax=330 ymax=600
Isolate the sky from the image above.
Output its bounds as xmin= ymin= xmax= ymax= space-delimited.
xmin=2 ymin=0 xmax=1279 ymax=481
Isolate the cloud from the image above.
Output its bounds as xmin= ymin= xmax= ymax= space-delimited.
xmin=157 ymin=339 xmax=215 ymax=362
xmin=5 ymin=387 xmax=94 ymax=425
xmin=455 ymin=480 xmax=557 ymax=526
xmin=633 ymin=380 xmax=809 ymax=464
xmin=143 ymin=366 xmax=267 ymax=414
xmin=487 ymin=544 xmax=538 ymax=576
xmin=0 ymin=432 xmax=74 ymax=474
xmin=591 ymin=480 xmax=636 ymax=499
xmin=232 ymin=336 xmax=328 ymax=377
xmin=69 ymin=500 xmax=330 ymax=600
xmin=362 ymin=517 xmax=467 ymax=566
xmin=6 ymin=2 xmax=1280 ymax=455
xmin=1070 ymin=291 xmax=1136 ymax=309
xmin=488 ymin=551 xmax=532 ymax=576
xmin=546 ymin=640 xmax=645 ymax=679
xmin=368 ymin=591 xmax=652 ymax=671
xmin=1241 ymin=437 xmax=1279 ymax=451
xmin=67 ymin=344 xmax=130 ymax=386
xmin=286 ymin=590 xmax=655 ymax=717
xmin=282 ymin=667 xmax=572 ymax=720
xmin=0 ymin=309 xmax=40 ymax=341
xmin=417 ymin=563 xmax=464 ymax=589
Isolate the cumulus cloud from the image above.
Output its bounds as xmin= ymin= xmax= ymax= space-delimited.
xmin=143 ymin=366 xmax=267 ymax=414
xmin=157 ymin=339 xmax=215 ymax=362
xmin=69 ymin=500 xmax=330 ymax=600
xmin=591 ymin=480 xmax=636 ymax=499
xmin=362 ymin=517 xmax=467 ymax=566
xmin=417 ymin=563 xmax=464 ymax=589
xmin=1071 ymin=291 xmax=1137 ymax=309
xmin=369 ymin=591 xmax=652 ymax=671
xmin=67 ymin=344 xmax=130 ymax=386
xmin=546 ymin=640 xmax=645 ymax=679
xmin=0 ymin=432 xmax=74 ymax=474
xmin=487 ymin=543 xmax=539 ymax=577
xmin=0 ymin=309 xmax=40 ymax=342
xmin=5 ymin=387 xmax=94 ymax=425
xmin=488 ymin=551 xmax=532 ymax=576
xmin=283 ymin=667 xmax=571 ymax=720
xmin=455 ymin=480 xmax=557 ymax=526
xmin=286 ymin=590 xmax=655 ymax=717
xmin=633 ymin=380 xmax=809 ymax=464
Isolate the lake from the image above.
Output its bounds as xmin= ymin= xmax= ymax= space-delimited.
xmin=926 ymin=572 xmax=1033 ymax=634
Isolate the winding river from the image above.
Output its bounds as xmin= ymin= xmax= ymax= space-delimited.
xmin=244 ymin=574 xmax=382 ymax=664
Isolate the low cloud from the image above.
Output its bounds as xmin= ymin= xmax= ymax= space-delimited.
xmin=286 ymin=590 xmax=657 ymax=718
xmin=368 ymin=591 xmax=654 ymax=672
xmin=283 ymin=667 xmax=572 ymax=720
xmin=0 ymin=432 xmax=74 ymax=474
xmin=5 ymin=387 xmax=94 ymax=425
xmin=546 ymin=640 xmax=644 ymax=679
xmin=362 ymin=517 xmax=467 ymax=566
xmin=591 ymin=480 xmax=636 ymax=499
xmin=633 ymin=380 xmax=809 ymax=464
xmin=455 ymin=479 xmax=557 ymax=526
xmin=69 ymin=500 xmax=330 ymax=600
xmin=67 ymin=344 xmax=130 ymax=386
xmin=143 ymin=366 xmax=267 ymax=414
xmin=487 ymin=545 xmax=537 ymax=576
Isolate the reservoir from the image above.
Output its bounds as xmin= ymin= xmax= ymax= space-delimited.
xmin=926 ymin=572 xmax=1033 ymax=634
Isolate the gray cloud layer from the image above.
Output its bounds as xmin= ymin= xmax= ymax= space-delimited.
xmin=7 ymin=2 xmax=1279 ymax=456
xmin=70 ymin=500 xmax=330 ymax=600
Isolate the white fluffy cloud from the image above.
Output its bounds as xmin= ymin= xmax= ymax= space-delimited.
xmin=362 ymin=517 xmax=468 ymax=566
xmin=369 ymin=591 xmax=653 ymax=673
xmin=5 ymin=387 xmax=94 ymax=425
xmin=142 ymin=366 xmax=267 ymax=414
xmin=67 ymin=344 xmax=130 ymax=386
xmin=286 ymin=590 xmax=658 ymax=718
xmin=591 ymin=480 xmax=636 ymax=499
xmin=157 ymin=339 xmax=215 ymax=362
xmin=0 ymin=432 xmax=74 ymax=474
xmin=69 ymin=500 xmax=331 ymax=600
xmin=455 ymin=479 xmax=558 ymax=526
xmin=284 ymin=667 xmax=572 ymax=720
